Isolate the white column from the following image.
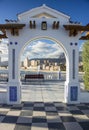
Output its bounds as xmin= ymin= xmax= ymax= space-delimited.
xmin=7 ymin=42 xmax=21 ymax=104
xmin=64 ymin=42 xmax=80 ymax=104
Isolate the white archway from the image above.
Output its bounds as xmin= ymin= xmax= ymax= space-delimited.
xmin=0 ymin=5 xmax=82 ymax=104
xmin=7 ymin=33 xmax=80 ymax=104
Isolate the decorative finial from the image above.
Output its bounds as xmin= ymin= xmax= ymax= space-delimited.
xmin=43 ymin=4 xmax=46 ymax=7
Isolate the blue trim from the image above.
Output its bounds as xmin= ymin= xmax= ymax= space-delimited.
xmin=70 ymin=86 xmax=78 ymax=101
xmin=70 ymin=42 xmax=73 ymax=46
xmin=9 ymin=86 xmax=17 ymax=102
xmin=73 ymin=49 xmax=75 ymax=79
xmin=10 ymin=42 xmax=13 ymax=45
xmin=12 ymin=49 xmax=15 ymax=79
xmin=15 ymin=42 xmax=18 ymax=45
xmin=75 ymin=43 xmax=78 ymax=46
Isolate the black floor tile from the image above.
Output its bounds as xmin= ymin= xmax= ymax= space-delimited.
xmin=11 ymin=107 xmax=22 ymax=110
xmin=32 ymin=116 xmax=47 ymax=123
xmin=14 ymin=123 xmax=31 ymax=130
xmin=77 ymin=106 xmax=89 ymax=110
xmin=34 ymin=102 xmax=44 ymax=107
xmin=34 ymin=102 xmax=44 ymax=105
xmin=1 ymin=102 xmax=89 ymax=130
xmin=2 ymin=115 xmax=18 ymax=123
xmin=60 ymin=116 xmax=76 ymax=122
xmin=67 ymin=104 xmax=75 ymax=107
xmin=45 ymin=103 xmax=55 ymax=107
xmin=2 ymin=104 xmax=12 ymax=108
xmin=56 ymin=107 xmax=68 ymax=111
xmin=48 ymin=122 xmax=65 ymax=130
xmin=23 ymin=102 xmax=34 ymax=107
xmin=85 ymin=103 xmax=89 ymax=106
xmin=70 ymin=110 xmax=84 ymax=115
xmin=79 ymin=122 xmax=89 ymax=130
xmin=33 ymin=107 xmax=45 ymax=111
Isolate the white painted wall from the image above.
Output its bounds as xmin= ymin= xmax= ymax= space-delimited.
xmin=6 ymin=5 xmax=81 ymax=104
xmin=0 ymin=91 xmax=7 ymax=104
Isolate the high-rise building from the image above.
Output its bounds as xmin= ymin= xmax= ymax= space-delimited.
xmin=24 ymin=58 xmax=29 ymax=67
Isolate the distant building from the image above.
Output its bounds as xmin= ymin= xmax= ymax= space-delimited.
xmin=42 ymin=64 xmax=46 ymax=70
xmin=21 ymin=56 xmax=67 ymax=71
xmin=30 ymin=60 xmax=38 ymax=66
xmin=24 ymin=58 xmax=28 ymax=68
xmin=21 ymin=61 xmax=24 ymax=67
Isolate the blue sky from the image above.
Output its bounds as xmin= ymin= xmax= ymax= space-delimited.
xmin=0 ymin=0 xmax=89 ymax=25
xmin=0 ymin=0 xmax=89 ymax=61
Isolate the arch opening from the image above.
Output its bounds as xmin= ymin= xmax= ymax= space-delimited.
xmin=19 ymin=37 xmax=69 ymax=102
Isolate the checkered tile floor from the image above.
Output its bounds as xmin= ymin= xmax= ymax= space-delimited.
xmin=0 ymin=102 xmax=89 ymax=130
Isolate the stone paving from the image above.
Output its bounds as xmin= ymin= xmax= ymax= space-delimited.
xmin=22 ymin=81 xmax=64 ymax=102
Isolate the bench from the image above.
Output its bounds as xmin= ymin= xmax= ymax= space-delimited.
xmin=25 ymin=74 xmax=44 ymax=81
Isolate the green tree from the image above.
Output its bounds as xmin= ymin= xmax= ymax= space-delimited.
xmin=82 ymin=41 xmax=89 ymax=90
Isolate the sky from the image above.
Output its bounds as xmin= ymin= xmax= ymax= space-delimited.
xmin=0 ymin=0 xmax=89 ymax=25
xmin=22 ymin=39 xmax=64 ymax=61
xmin=0 ymin=0 xmax=89 ymax=61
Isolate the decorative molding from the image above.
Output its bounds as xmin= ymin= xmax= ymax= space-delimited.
xmin=70 ymin=42 xmax=73 ymax=46
xmin=29 ymin=21 xmax=36 ymax=29
xmin=9 ymin=86 xmax=17 ymax=101
xmin=0 ymin=29 xmax=8 ymax=38
xmin=75 ymin=43 xmax=78 ymax=46
xmin=12 ymin=49 xmax=15 ymax=79
xmin=73 ymin=49 xmax=75 ymax=79
xmin=18 ymin=5 xmax=70 ymax=20
xmin=70 ymin=86 xmax=78 ymax=101
xmin=10 ymin=42 xmax=13 ymax=45
xmin=0 ymin=23 xmax=25 ymax=36
xmin=41 ymin=21 xmax=47 ymax=30
xmin=52 ymin=21 xmax=59 ymax=29
xmin=64 ymin=24 xmax=89 ymax=37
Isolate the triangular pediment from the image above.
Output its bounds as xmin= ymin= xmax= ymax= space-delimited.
xmin=32 ymin=12 xmax=56 ymax=18
xmin=18 ymin=4 xmax=70 ymax=21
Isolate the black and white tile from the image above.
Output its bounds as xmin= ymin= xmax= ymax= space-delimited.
xmin=0 ymin=102 xmax=89 ymax=130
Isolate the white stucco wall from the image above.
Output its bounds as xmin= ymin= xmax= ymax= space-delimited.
xmin=6 ymin=5 xmax=81 ymax=104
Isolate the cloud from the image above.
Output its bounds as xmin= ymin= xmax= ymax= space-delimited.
xmin=21 ymin=40 xmax=64 ymax=61
xmin=0 ymin=39 xmax=64 ymax=62
xmin=1 ymin=39 xmax=9 ymax=44
xmin=0 ymin=39 xmax=8 ymax=61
